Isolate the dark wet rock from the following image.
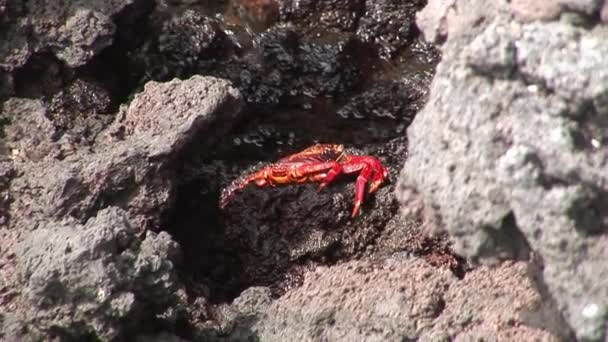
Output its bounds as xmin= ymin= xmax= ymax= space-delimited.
xmin=277 ymin=31 xmax=363 ymax=98
xmin=119 ymin=7 xmax=225 ymax=86
xmin=136 ymin=332 xmax=191 ymax=342
xmin=222 ymin=175 xmax=395 ymax=246
xmin=278 ymin=0 xmax=365 ymax=32
xmin=221 ymin=257 xmax=558 ymax=341
xmin=204 ymin=26 xmax=365 ymax=106
xmin=3 ymin=207 xmax=182 ymax=341
xmin=0 ymin=161 xmax=13 ymax=227
xmin=278 ymin=0 xmax=423 ymax=58
xmin=337 ymin=79 xmax=430 ymax=139
xmin=158 ymin=10 xmax=224 ymax=70
xmin=48 ymin=78 xmax=114 ymax=146
xmin=226 ymin=0 xmax=280 ymax=31
xmin=356 ymin=0 xmax=425 ymax=58
xmin=119 ymin=1 xmax=436 ymax=114
xmin=399 ymin=1 xmax=608 ymax=339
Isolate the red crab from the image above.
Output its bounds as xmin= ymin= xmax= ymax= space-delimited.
xmin=219 ymin=144 xmax=388 ymax=217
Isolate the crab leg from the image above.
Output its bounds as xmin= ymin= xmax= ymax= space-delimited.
xmin=316 ymin=162 xmax=343 ymax=192
xmin=219 ymin=167 xmax=277 ymax=208
xmin=288 ymin=161 xmax=340 ymax=182
xmin=352 ymin=163 xmax=372 ymax=217
xmin=309 ymin=172 xmax=327 ymax=182
xmin=368 ymin=159 xmax=388 ymax=194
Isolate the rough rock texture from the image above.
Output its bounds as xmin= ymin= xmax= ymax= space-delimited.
xmin=215 ymin=152 xmax=397 ymax=293
xmin=205 ymin=26 xmax=365 ymax=106
xmin=158 ymin=10 xmax=223 ymax=69
xmin=0 ymin=161 xmax=12 ymax=226
xmin=511 ymin=0 xmax=605 ymax=22
xmin=0 ymin=0 xmax=131 ymax=70
xmin=278 ymin=0 xmax=425 ymax=58
xmin=0 ymin=76 xmax=243 ymax=340
xmin=355 ymin=0 xmax=425 ymax=58
xmin=0 ymin=0 xmax=588 ymax=340
xmin=172 ymin=136 xmax=416 ymax=303
xmin=399 ymin=0 xmax=608 ymax=340
xmin=222 ymin=257 xmax=557 ymax=341
xmin=2 ymin=98 xmax=58 ymax=162
xmin=4 ymin=75 xmax=243 ymax=231
xmin=3 ymin=207 xmax=181 ymax=341
xmin=48 ymin=77 xmax=114 ymax=144
xmin=420 ymin=261 xmax=564 ymax=341
xmin=417 ymin=0 xmax=515 ymax=45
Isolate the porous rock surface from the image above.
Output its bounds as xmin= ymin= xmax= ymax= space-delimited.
xmin=4 ymin=207 xmax=181 ymax=340
xmin=0 ymin=75 xmax=243 ymax=340
xmin=399 ymin=0 xmax=608 ymax=340
xmin=5 ymin=75 xmax=243 ymax=231
xmin=222 ymin=257 xmax=557 ymax=341
xmin=0 ymin=0 xmax=598 ymax=340
xmin=0 ymin=0 xmax=131 ymax=69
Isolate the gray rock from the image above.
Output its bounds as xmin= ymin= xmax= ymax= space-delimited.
xmin=2 ymin=98 xmax=58 ymax=162
xmin=0 ymin=0 xmax=131 ymax=69
xmin=416 ymin=0 xmax=511 ymax=44
xmin=117 ymin=75 xmax=243 ymax=158
xmin=224 ymin=257 xmax=557 ymax=341
xmin=53 ymin=8 xmax=115 ymax=67
xmin=420 ymin=261 xmax=565 ymax=341
xmin=398 ymin=1 xmax=608 ymax=340
xmin=510 ymin=0 xmax=562 ymax=21
xmin=6 ymin=75 xmax=243 ymax=231
xmin=511 ymin=0 xmax=603 ymax=23
xmin=2 ymin=75 xmax=243 ymax=339
xmin=7 ymin=207 xmax=181 ymax=340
